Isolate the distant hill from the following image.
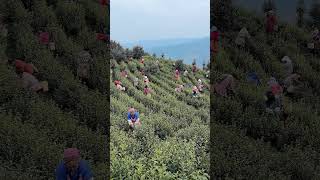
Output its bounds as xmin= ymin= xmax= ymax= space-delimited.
xmin=118 ymin=37 xmax=210 ymax=66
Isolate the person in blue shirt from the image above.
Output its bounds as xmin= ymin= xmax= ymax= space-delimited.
xmin=55 ymin=148 xmax=93 ymax=180
xmin=127 ymin=108 xmax=141 ymax=128
xmin=247 ymin=72 xmax=261 ymax=86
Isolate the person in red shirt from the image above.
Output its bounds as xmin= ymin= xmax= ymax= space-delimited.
xmin=266 ymin=10 xmax=277 ymax=34
xmin=120 ymin=70 xmax=128 ymax=78
xmin=39 ymin=31 xmax=49 ymax=45
xmin=114 ymin=80 xmax=125 ymax=91
xmin=15 ymin=59 xmax=38 ymax=75
xmin=100 ymin=0 xmax=109 ymax=6
xmin=96 ymin=33 xmax=108 ymax=41
xmin=192 ymin=86 xmax=199 ymax=97
xmin=211 ymin=26 xmax=219 ymax=57
xmin=192 ymin=64 xmax=197 ymax=73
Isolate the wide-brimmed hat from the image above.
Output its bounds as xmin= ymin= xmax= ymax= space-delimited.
xmin=281 ymin=56 xmax=290 ymax=63
xmin=211 ymin=26 xmax=217 ymax=32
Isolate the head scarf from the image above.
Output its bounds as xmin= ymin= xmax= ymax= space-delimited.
xmin=63 ymin=148 xmax=80 ymax=161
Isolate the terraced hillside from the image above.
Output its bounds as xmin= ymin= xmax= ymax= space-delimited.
xmin=110 ymin=55 xmax=210 ymax=179
xmin=210 ymin=7 xmax=320 ymax=179
xmin=0 ymin=0 xmax=109 ymax=179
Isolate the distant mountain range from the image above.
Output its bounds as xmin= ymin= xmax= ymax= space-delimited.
xmin=119 ymin=37 xmax=210 ymax=65
xmin=233 ymin=0 xmax=313 ymax=23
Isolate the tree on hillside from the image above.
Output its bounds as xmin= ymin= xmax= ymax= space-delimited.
xmin=192 ymin=59 xmax=196 ymax=66
xmin=296 ymin=0 xmax=305 ymax=27
xmin=310 ymin=0 xmax=320 ymax=27
xmin=132 ymin=46 xmax=144 ymax=59
xmin=152 ymin=53 xmax=156 ymax=58
xmin=110 ymin=41 xmax=126 ymax=62
xmin=202 ymin=60 xmax=206 ymax=70
xmin=211 ymin=0 xmax=233 ymax=31
xmin=161 ymin=53 xmax=165 ymax=59
xmin=124 ymin=48 xmax=132 ymax=59
xmin=175 ymin=59 xmax=184 ymax=71
xmin=262 ymin=0 xmax=276 ymax=13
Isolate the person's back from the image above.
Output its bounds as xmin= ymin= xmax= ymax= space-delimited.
xmin=77 ymin=63 xmax=90 ymax=79
xmin=265 ymin=90 xmax=281 ymax=113
xmin=192 ymin=65 xmax=197 ymax=73
xmin=192 ymin=86 xmax=199 ymax=96
xmin=281 ymin=56 xmax=293 ymax=76
xmin=312 ymin=28 xmax=319 ymax=41
xmin=39 ymin=31 xmax=49 ymax=45
xmin=266 ymin=12 xmax=277 ymax=33
xmin=114 ymin=80 xmax=121 ymax=86
xmin=183 ymin=70 xmax=188 ymax=76
xmin=144 ymin=77 xmax=149 ymax=85
xmin=247 ymin=72 xmax=260 ymax=85
xmin=21 ymin=72 xmax=42 ymax=91
xmin=236 ymin=27 xmax=250 ymax=46
xmin=144 ymin=86 xmax=151 ymax=95
xmin=215 ymin=75 xmax=235 ymax=97
xmin=15 ymin=59 xmax=27 ymax=73
xmin=134 ymin=77 xmax=139 ymax=86
xmin=55 ymin=159 xmax=93 ymax=180
xmin=211 ymin=28 xmax=219 ymax=54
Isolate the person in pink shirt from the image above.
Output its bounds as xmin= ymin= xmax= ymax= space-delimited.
xmin=144 ymin=85 xmax=152 ymax=96
xmin=174 ymin=69 xmax=180 ymax=80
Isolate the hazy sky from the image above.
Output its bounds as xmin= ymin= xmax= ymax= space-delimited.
xmin=111 ymin=0 xmax=210 ymax=42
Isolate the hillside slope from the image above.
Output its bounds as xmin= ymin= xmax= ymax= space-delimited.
xmin=210 ymin=6 xmax=320 ymax=179
xmin=110 ymin=56 xmax=210 ymax=179
xmin=0 ymin=0 xmax=109 ymax=178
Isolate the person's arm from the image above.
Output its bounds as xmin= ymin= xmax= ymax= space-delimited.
xmin=55 ymin=163 xmax=67 ymax=180
xmin=80 ymin=161 xmax=93 ymax=180
xmin=127 ymin=113 xmax=131 ymax=121
xmin=31 ymin=64 xmax=39 ymax=73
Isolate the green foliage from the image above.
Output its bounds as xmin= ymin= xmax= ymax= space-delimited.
xmin=111 ymin=57 xmax=210 ymax=178
xmin=144 ymin=60 xmax=160 ymax=76
xmin=210 ymin=5 xmax=320 ymax=179
xmin=0 ymin=0 xmax=110 ymax=178
xmin=175 ymin=59 xmax=184 ymax=71
xmin=110 ymin=41 xmax=126 ymax=62
xmin=211 ymin=0 xmax=234 ymax=31
xmin=309 ymin=0 xmax=320 ymax=27
xmin=55 ymin=1 xmax=86 ymax=35
xmin=132 ymin=45 xmax=145 ymax=59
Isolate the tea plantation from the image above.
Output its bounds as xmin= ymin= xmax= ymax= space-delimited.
xmin=210 ymin=7 xmax=320 ymax=179
xmin=0 ymin=0 xmax=109 ymax=179
xmin=110 ymin=55 xmax=210 ymax=179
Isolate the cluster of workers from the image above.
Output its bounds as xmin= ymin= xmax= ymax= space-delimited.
xmin=112 ymin=57 xmax=154 ymax=97
xmin=112 ymin=56 xmax=210 ymax=129
xmin=212 ymin=55 xmax=307 ymax=117
xmin=174 ymin=60 xmax=210 ymax=97
xmin=210 ymin=8 xmax=314 ymax=119
xmin=10 ymin=33 xmax=98 ymax=93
